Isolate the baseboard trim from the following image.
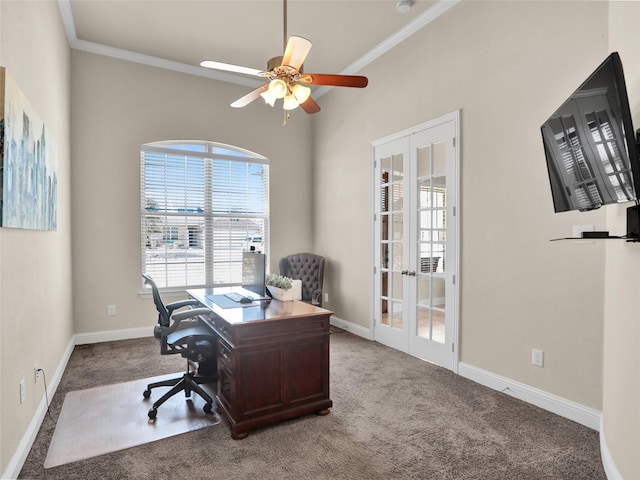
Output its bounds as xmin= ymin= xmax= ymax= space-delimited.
xmin=74 ymin=326 xmax=152 ymax=345
xmin=599 ymin=416 xmax=623 ymax=480
xmin=3 ymin=327 xmax=152 ymax=478
xmin=2 ymin=336 xmax=75 ymax=480
xmin=458 ymin=362 xmax=601 ymax=431
xmin=330 ymin=315 xmax=373 ymax=340
xmin=6 ymin=326 xmax=611 ymax=479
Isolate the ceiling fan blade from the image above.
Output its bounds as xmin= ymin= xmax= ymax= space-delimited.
xmin=300 ymin=96 xmax=321 ymax=114
xmin=231 ymin=84 xmax=269 ymax=108
xmin=200 ymin=60 xmax=263 ymax=77
xmin=299 ymin=74 xmax=368 ymax=88
xmin=281 ymin=36 xmax=312 ymax=70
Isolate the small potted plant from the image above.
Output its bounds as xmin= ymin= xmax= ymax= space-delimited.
xmin=266 ymin=273 xmax=297 ymax=301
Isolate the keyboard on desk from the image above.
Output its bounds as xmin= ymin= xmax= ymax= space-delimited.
xmin=224 ymin=292 xmax=251 ymax=303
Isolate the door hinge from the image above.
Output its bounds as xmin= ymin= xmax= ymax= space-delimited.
xmin=373 ymin=213 xmax=377 ymax=222
xmin=453 ymin=206 xmax=456 ymax=216
xmin=451 ymin=343 xmax=455 ymax=352
xmin=453 ymin=137 xmax=456 ymax=148
xmin=374 ymin=265 xmax=377 ymax=274
xmin=453 ymin=274 xmax=456 ymax=285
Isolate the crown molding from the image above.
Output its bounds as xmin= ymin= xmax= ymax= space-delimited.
xmin=57 ymin=0 xmax=460 ymax=94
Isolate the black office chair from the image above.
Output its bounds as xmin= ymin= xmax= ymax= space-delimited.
xmin=279 ymin=253 xmax=325 ymax=306
xmin=142 ymin=274 xmax=217 ymax=419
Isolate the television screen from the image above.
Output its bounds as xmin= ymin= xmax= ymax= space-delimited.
xmin=541 ymin=52 xmax=638 ymax=213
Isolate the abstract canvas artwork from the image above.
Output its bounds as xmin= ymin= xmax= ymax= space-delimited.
xmin=0 ymin=67 xmax=57 ymax=230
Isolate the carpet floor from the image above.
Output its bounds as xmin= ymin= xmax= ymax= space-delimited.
xmin=18 ymin=329 xmax=606 ymax=479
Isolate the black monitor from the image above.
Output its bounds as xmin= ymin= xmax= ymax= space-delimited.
xmin=242 ymin=252 xmax=266 ymax=297
xmin=541 ymin=52 xmax=639 ymax=213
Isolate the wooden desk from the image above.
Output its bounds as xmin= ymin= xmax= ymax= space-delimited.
xmin=188 ymin=288 xmax=333 ymax=439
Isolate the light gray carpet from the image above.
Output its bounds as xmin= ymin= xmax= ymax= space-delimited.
xmin=19 ymin=329 xmax=606 ymax=479
xmin=44 ymin=373 xmax=220 ymax=468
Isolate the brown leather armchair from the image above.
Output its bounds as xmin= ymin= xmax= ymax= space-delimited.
xmin=279 ymin=253 xmax=325 ymax=306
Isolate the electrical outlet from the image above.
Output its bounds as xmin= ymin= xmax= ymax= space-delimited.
xmin=324 ymin=292 xmax=329 ymax=303
xmin=107 ymin=305 xmax=116 ymax=316
xmin=20 ymin=379 xmax=25 ymax=404
xmin=34 ymin=365 xmax=41 ymax=383
xmin=531 ymin=348 xmax=544 ymax=367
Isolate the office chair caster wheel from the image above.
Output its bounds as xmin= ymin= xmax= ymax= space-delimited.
xmin=148 ymin=408 xmax=157 ymax=420
xmin=203 ymin=403 xmax=212 ymax=414
xmin=143 ymin=389 xmax=151 ymax=399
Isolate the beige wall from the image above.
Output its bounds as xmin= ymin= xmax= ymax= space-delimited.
xmin=0 ymin=1 xmax=72 ymax=475
xmin=314 ymin=0 xmax=611 ymax=410
xmin=603 ymin=3 xmax=640 ymax=479
xmin=3 ymin=1 xmax=639 ymax=477
xmin=70 ymin=51 xmax=315 ymax=334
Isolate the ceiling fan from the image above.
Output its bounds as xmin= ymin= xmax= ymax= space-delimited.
xmin=200 ymin=0 xmax=368 ymax=120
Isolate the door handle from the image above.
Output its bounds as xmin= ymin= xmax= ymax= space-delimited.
xmin=407 ymin=270 xmax=416 ymax=276
xmin=401 ymin=270 xmax=408 ymax=275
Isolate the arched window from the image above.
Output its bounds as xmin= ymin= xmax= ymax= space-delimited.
xmin=141 ymin=141 xmax=269 ymax=290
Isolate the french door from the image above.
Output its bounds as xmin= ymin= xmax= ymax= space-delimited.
xmin=372 ymin=112 xmax=459 ymax=371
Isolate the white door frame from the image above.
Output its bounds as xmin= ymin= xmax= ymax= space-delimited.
xmin=370 ymin=110 xmax=460 ymax=373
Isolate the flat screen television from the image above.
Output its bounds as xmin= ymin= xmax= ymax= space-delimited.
xmin=541 ymin=52 xmax=640 ymax=213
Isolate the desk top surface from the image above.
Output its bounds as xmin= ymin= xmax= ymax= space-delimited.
xmin=187 ymin=288 xmax=333 ymax=326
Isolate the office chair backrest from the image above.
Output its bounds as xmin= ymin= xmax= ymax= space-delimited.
xmin=143 ymin=274 xmax=170 ymax=328
xmin=279 ymin=253 xmax=325 ymax=305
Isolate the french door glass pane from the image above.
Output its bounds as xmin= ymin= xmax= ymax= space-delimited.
xmin=417 ymin=145 xmax=431 ymax=177
xmin=433 ymin=141 xmax=447 ymax=176
xmin=417 ymin=276 xmax=431 ymax=304
xmin=392 ymin=242 xmax=403 ymax=270
xmin=381 ymin=243 xmax=389 ymax=269
xmin=392 ymin=212 xmax=403 ymax=241
xmin=392 ymin=154 xmax=403 ymax=181
xmin=392 ymin=183 xmax=404 ymax=210
xmin=392 ymin=272 xmax=403 ymax=299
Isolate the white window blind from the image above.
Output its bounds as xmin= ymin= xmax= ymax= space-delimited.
xmin=141 ymin=141 xmax=269 ymax=290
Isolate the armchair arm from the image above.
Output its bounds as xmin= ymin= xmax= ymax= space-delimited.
xmin=311 ymin=289 xmax=322 ymax=306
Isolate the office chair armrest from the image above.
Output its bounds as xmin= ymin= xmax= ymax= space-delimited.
xmin=165 ymin=299 xmax=200 ymax=315
xmin=172 ymin=307 xmax=212 ymax=322
xmin=159 ymin=307 xmax=212 ymax=336
xmin=311 ymin=289 xmax=322 ymax=306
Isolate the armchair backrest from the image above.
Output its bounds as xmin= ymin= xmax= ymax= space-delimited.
xmin=279 ymin=253 xmax=325 ymax=306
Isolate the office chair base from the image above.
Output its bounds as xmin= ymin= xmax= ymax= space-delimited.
xmin=144 ymin=371 xmax=216 ymax=419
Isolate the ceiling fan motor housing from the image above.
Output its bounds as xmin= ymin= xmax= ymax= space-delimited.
xmin=267 ymin=56 xmax=303 ymax=74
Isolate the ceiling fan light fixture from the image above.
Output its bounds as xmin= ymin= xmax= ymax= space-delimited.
xmin=268 ymin=78 xmax=288 ymax=99
xmin=283 ymin=93 xmax=300 ymax=111
xmin=260 ymin=89 xmax=277 ymax=107
xmin=291 ymin=84 xmax=311 ymax=104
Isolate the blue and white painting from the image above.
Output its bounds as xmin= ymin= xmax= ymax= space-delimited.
xmin=0 ymin=68 xmax=57 ymax=230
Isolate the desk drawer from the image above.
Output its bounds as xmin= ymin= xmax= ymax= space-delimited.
xmin=210 ymin=314 xmax=233 ymax=342
xmin=218 ymin=338 xmax=233 ymax=371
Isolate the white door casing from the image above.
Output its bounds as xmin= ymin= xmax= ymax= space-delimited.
xmin=372 ymin=111 xmax=459 ymax=371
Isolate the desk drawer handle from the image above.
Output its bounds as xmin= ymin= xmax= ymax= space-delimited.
xmin=220 ymin=345 xmax=231 ymax=362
